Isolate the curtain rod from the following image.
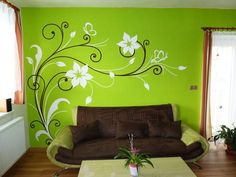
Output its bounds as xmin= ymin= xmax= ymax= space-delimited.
xmin=202 ymin=27 xmax=236 ymax=31
xmin=0 ymin=0 xmax=19 ymax=11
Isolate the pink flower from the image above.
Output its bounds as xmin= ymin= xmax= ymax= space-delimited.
xmin=131 ymin=147 xmax=140 ymax=155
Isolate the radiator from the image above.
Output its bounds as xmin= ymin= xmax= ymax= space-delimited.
xmin=0 ymin=117 xmax=26 ymax=176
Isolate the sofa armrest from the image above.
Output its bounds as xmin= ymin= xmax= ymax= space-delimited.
xmin=181 ymin=123 xmax=209 ymax=162
xmin=47 ymin=126 xmax=80 ymax=168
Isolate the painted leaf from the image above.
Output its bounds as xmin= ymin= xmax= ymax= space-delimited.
xmin=46 ymin=98 xmax=70 ymax=128
xmin=26 ymin=57 xmax=33 ymax=65
xmin=85 ymin=96 xmax=92 ymax=105
xmin=144 ymin=82 xmax=150 ymax=91
xmin=31 ymin=45 xmax=42 ymax=65
xmin=56 ymin=62 xmax=66 ymax=67
xmin=35 ymin=130 xmax=49 ymax=141
xmin=31 ymin=44 xmax=42 ymax=72
xmin=70 ymin=31 xmax=76 ymax=38
xmin=178 ymin=66 xmax=187 ymax=70
xmin=129 ymin=58 xmax=135 ymax=65
xmin=109 ymin=71 xmax=115 ymax=78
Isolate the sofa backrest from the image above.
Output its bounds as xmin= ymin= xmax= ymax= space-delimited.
xmin=77 ymin=104 xmax=174 ymax=123
xmin=76 ymin=104 xmax=174 ymax=137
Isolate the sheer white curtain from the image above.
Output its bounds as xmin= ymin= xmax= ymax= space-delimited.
xmin=0 ymin=2 xmax=21 ymax=100
xmin=210 ymin=32 xmax=236 ymax=134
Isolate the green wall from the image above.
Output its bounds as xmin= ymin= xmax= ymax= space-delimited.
xmin=22 ymin=8 xmax=236 ymax=147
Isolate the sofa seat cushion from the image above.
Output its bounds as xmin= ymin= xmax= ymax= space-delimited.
xmin=117 ymin=137 xmax=187 ymax=157
xmin=186 ymin=142 xmax=202 ymax=153
xmin=55 ymin=153 xmax=82 ymax=165
xmin=72 ymin=137 xmax=186 ymax=160
xmin=183 ymin=142 xmax=204 ymax=160
xmin=55 ymin=138 xmax=202 ymax=165
xmin=73 ymin=138 xmax=119 ymax=159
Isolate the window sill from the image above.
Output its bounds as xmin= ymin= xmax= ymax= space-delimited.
xmin=0 ymin=112 xmax=9 ymax=116
xmin=0 ymin=111 xmax=14 ymax=125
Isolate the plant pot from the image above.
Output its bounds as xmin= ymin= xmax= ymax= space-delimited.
xmin=226 ymin=144 xmax=236 ymax=155
xmin=129 ymin=164 xmax=139 ymax=177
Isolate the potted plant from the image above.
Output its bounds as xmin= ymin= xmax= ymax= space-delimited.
xmin=213 ymin=125 xmax=236 ymax=153
xmin=114 ymin=134 xmax=154 ymax=176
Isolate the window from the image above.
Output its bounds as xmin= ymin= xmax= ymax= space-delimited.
xmin=0 ymin=2 xmax=21 ymax=101
xmin=210 ymin=32 xmax=236 ymax=134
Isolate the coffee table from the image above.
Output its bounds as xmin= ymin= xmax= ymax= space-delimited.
xmin=78 ymin=157 xmax=196 ymax=177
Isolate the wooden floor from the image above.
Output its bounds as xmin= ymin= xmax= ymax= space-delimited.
xmin=3 ymin=145 xmax=236 ymax=177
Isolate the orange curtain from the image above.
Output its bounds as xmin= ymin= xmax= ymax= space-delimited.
xmin=14 ymin=8 xmax=24 ymax=104
xmin=200 ymin=30 xmax=212 ymax=137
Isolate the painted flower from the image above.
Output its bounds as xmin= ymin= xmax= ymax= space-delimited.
xmin=117 ymin=33 xmax=140 ymax=55
xmin=66 ymin=62 xmax=93 ymax=88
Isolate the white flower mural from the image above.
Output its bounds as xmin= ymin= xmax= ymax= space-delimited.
xmin=26 ymin=21 xmax=187 ymax=145
xmin=66 ymin=62 xmax=93 ymax=88
xmin=117 ymin=33 xmax=140 ymax=55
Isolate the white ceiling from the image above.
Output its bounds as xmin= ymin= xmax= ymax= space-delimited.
xmin=9 ymin=0 xmax=236 ymax=9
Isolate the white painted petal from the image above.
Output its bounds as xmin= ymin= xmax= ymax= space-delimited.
xmin=150 ymin=59 xmax=157 ymax=64
xmin=144 ymin=82 xmax=150 ymax=91
xmin=178 ymin=66 xmax=187 ymax=70
xmin=72 ymin=77 xmax=80 ymax=88
xmin=123 ymin=32 xmax=130 ymax=41
xmin=73 ymin=62 xmax=81 ymax=72
xmin=84 ymin=73 xmax=93 ymax=80
xmin=27 ymin=57 xmax=33 ymax=65
xmin=109 ymin=71 xmax=115 ymax=78
xmin=80 ymin=78 xmax=87 ymax=88
xmin=85 ymin=96 xmax=92 ymax=105
xmin=131 ymin=35 xmax=138 ymax=43
xmin=154 ymin=50 xmax=159 ymax=58
xmin=83 ymin=22 xmax=91 ymax=34
xmin=81 ymin=65 xmax=89 ymax=75
xmin=129 ymin=58 xmax=135 ymax=65
xmin=70 ymin=31 xmax=76 ymax=38
xmin=65 ymin=70 xmax=76 ymax=78
xmin=117 ymin=41 xmax=127 ymax=47
xmin=128 ymin=47 xmax=135 ymax=55
xmin=83 ymin=27 xmax=89 ymax=35
xmin=132 ymin=42 xmax=140 ymax=49
xmin=85 ymin=22 xmax=93 ymax=31
xmin=56 ymin=62 xmax=66 ymax=67
xmin=123 ymin=46 xmax=129 ymax=54
xmin=157 ymin=50 xmax=165 ymax=59
xmin=89 ymin=29 xmax=97 ymax=36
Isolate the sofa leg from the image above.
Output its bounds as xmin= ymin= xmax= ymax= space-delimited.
xmin=191 ymin=162 xmax=202 ymax=169
xmin=53 ymin=167 xmax=69 ymax=177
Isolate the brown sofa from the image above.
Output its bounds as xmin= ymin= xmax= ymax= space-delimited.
xmin=47 ymin=104 xmax=209 ymax=168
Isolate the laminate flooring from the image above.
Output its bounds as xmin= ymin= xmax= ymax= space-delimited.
xmin=3 ymin=145 xmax=236 ymax=177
